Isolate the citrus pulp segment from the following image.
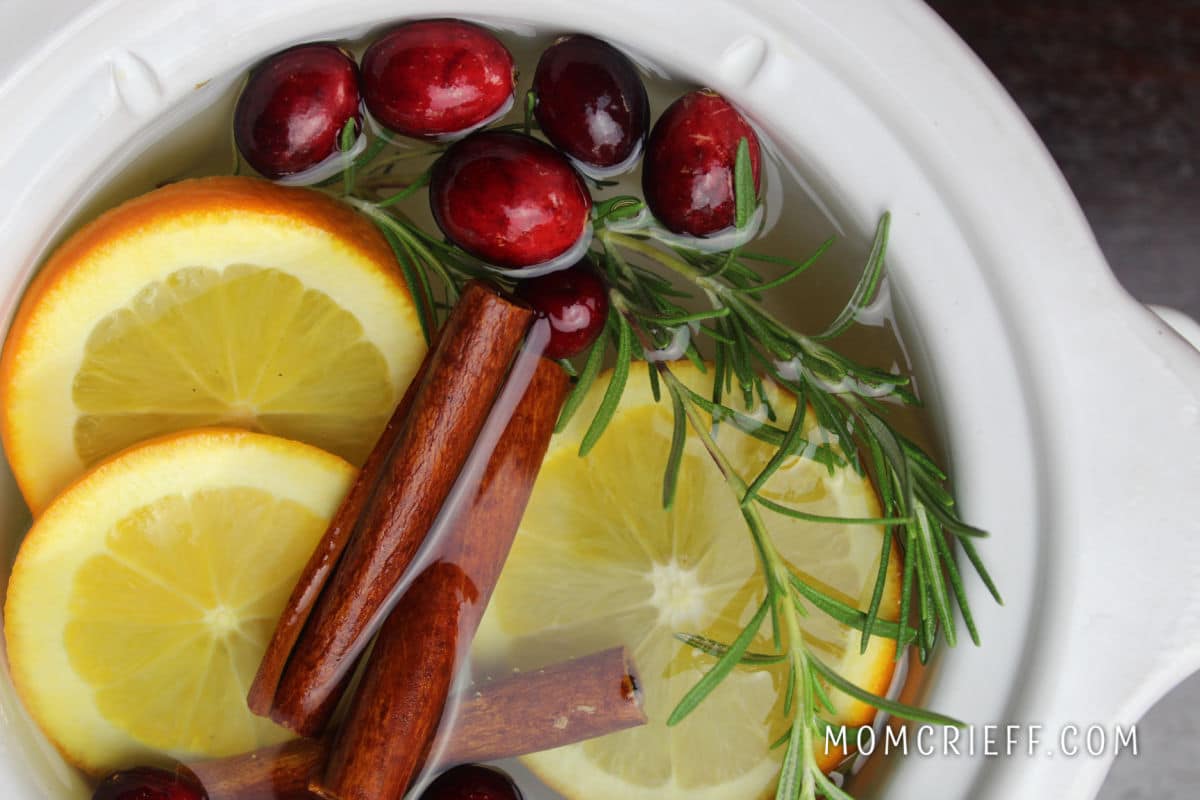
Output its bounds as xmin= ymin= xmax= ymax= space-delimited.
xmin=0 ymin=176 xmax=425 ymax=512
xmin=476 ymin=362 xmax=902 ymax=799
xmin=3 ymin=429 xmax=355 ymax=775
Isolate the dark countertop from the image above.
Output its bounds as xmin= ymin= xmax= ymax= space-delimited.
xmin=926 ymin=2 xmax=1199 ymax=798
xmin=930 ymin=0 xmax=1199 ymax=319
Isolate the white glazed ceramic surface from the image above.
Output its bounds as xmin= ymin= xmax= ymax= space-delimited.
xmin=0 ymin=1 xmax=1196 ymax=799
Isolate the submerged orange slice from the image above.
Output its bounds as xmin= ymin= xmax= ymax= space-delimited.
xmin=476 ymin=362 xmax=902 ymax=799
xmin=0 ymin=176 xmax=425 ymax=512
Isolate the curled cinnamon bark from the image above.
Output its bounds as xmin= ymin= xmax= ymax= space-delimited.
xmin=189 ymin=648 xmax=643 ymax=800
xmin=247 ymin=343 xmax=435 ymax=717
xmin=259 ymin=282 xmax=534 ymax=736
xmin=313 ymin=562 xmax=469 ymax=800
xmin=314 ymin=355 xmax=570 ymax=800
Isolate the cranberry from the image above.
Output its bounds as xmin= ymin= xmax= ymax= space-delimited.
xmin=233 ymin=43 xmax=361 ymax=180
xmin=420 ymin=765 xmax=522 ymax=800
xmin=92 ymin=767 xmax=205 ymax=800
xmin=430 ymin=131 xmax=592 ymax=269
xmin=362 ymin=20 xmax=516 ymax=139
xmin=533 ymin=35 xmax=649 ymax=172
xmin=642 ymin=90 xmax=763 ymax=237
xmin=516 ymin=264 xmax=609 ymax=359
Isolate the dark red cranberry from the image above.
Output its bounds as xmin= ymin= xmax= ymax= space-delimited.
xmin=430 ymin=131 xmax=592 ymax=269
xmin=533 ymin=35 xmax=649 ymax=172
xmin=642 ymin=90 xmax=763 ymax=237
xmin=362 ymin=20 xmax=516 ymax=139
xmin=233 ymin=43 xmax=361 ymax=180
xmin=92 ymin=767 xmax=205 ymax=800
xmin=517 ymin=264 xmax=609 ymax=359
xmin=420 ymin=765 xmax=522 ymax=800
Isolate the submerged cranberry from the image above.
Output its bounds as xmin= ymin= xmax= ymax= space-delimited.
xmin=362 ymin=20 xmax=516 ymax=139
xmin=420 ymin=765 xmax=523 ymax=800
xmin=642 ymin=90 xmax=763 ymax=237
xmin=533 ymin=35 xmax=649 ymax=172
xmin=233 ymin=43 xmax=361 ymax=180
xmin=517 ymin=264 xmax=609 ymax=359
xmin=92 ymin=767 xmax=205 ymax=800
xmin=430 ymin=131 xmax=592 ymax=269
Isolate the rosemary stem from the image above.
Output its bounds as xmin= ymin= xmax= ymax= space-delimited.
xmin=365 ymin=146 xmax=443 ymax=171
xmin=395 ymin=227 xmax=459 ymax=301
xmin=604 ymin=231 xmax=717 ymax=290
xmin=376 ymin=170 xmax=431 ymax=208
xmin=660 ymin=366 xmax=821 ymax=799
xmin=344 ymin=198 xmax=460 ymax=300
xmin=604 ymin=231 xmax=824 ymax=362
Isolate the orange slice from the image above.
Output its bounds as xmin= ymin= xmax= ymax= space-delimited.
xmin=0 ymin=176 xmax=425 ymax=512
xmin=475 ymin=362 xmax=901 ymax=799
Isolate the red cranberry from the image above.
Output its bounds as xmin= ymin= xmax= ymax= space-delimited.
xmin=92 ymin=767 xmax=205 ymax=800
xmin=642 ymin=90 xmax=763 ymax=237
xmin=516 ymin=264 xmax=609 ymax=359
xmin=420 ymin=765 xmax=522 ymax=800
xmin=430 ymin=131 xmax=592 ymax=269
xmin=233 ymin=43 xmax=361 ymax=180
xmin=533 ymin=35 xmax=649 ymax=172
xmin=362 ymin=20 xmax=516 ymax=139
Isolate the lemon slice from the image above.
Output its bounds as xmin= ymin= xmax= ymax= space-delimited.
xmin=3 ymin=429 xmax=354 ymax=775
xmin=476 ymin=362 xmax=901 ymax=799
xmin=0 ymin=176 xmax=425 ymax=512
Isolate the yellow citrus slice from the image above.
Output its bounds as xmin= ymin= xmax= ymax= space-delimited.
xmin=3 ymin=429 xmax=354 ymax=775
xmin=0 ymin=176 xmax=425 ymax=513
xmin=475 ymin=362 xmax=901 ymax=799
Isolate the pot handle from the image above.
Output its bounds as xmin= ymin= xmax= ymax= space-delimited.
xmin=1029 ymin=299 xmax=1200 ymax=799
xmin=1087 ymin=300 xmax=1200 ymax=698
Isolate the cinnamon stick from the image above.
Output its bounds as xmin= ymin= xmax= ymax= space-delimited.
xmin=445 ymin=646 xmax=644 ymax=765
xmin=314 ymin=562 xmax=468 ymax=800
xmin=248 ymin=339 xmax=435 ymax=717
xmin=187 ymin=648 xmax=644 ymax=800
xmin=262 ymin=282 xmax=533 ymax=736
xmin=314 ymin=355 xmax=570 ymax=800
xmin=187 ymin=738 xmax=322 ymax=800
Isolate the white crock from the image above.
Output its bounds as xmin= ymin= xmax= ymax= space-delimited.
xmin=0 ymin=1 xmax=1197 ymax=798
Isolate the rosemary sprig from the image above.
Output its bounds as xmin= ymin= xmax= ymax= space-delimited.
xmin=324 ymin=128 xmax=994 ymax=800
xmin=593 ymin=216 xmax=993 ymax=651
xmin=583 ymin=142 xmax=992 ymax=799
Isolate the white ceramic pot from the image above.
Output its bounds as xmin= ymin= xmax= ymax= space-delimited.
xmin=0 ymin=1 xmax=1197 ymax=798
